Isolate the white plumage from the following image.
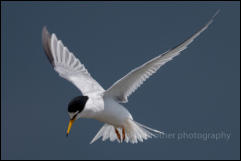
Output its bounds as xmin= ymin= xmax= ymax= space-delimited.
xmin=43 ymin=30 xmax=105 ymax=96
xmin=105 ymin=10 xmax=220 ymax=103
xmin=42 ymin=10 xmax=219 ymax=144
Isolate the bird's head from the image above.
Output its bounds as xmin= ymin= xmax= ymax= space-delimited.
xmin=66 ymin=95 xmax=89 ymax=137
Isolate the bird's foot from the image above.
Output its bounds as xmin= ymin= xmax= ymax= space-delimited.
xmin=122 ymin=128 xmax=126 ymax=142
xmin=115 ymin=128 xmax=126 ymax=143
xmin=115 ymin=128 xmax=121 ymax=142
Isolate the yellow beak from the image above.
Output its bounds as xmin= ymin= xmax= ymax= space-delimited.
xmin=66 ymin=119 xmax=75 ymax=137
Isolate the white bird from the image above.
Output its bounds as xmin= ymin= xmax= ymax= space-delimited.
xmin=42 ymin=10 xmax=219 ymax=144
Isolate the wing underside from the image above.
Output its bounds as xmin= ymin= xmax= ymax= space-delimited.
xmin=104 ymin=10 xmax=220 ymax=103
xmin=42 ymin=27 xmax=105 ymax=95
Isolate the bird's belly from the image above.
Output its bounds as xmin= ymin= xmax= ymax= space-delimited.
xmin=93 ymin=100 xmax=132 ymax=127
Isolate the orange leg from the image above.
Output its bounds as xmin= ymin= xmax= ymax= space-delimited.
xmin=122 ymin=128 xmax=126 ymax=142
xmin=115 ymin=128 xmax=121 ymax=142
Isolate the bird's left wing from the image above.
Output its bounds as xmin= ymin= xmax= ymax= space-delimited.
xmin=104 ymin=10 xmax=220 ymax=103
xmin=42 ymin=27 xmax=105 ymax=95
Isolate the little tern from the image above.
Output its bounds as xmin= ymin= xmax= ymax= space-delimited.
xmin=42 ymin=10 xmax=219 ymax=144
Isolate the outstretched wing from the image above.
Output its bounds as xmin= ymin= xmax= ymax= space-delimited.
xmin=104 ymin=10 xmax=220 ymax=103
xmin=42 ymin=27 xmax=105 ymax=95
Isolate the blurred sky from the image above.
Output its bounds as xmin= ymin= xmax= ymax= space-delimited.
xmin=1 ymin=1 xmax=240 ymax=160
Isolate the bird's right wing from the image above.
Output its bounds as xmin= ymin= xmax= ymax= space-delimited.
xmin=104 ymin=10 xmax=220 ymax=103
xmin=42 ymin=27 xmax=105 ymax=96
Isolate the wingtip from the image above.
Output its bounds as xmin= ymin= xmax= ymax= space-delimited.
xmin=42 ymin=25 xmax=47 ymax=30
xmin=212 ymin=9 xmax=221 ymax=19
xmin=204 ymin=9 xmax=220 ymax=28
xmin=42 ymin=26 xmax=49 ymax=36
xmin=42 ymin=26 xmax=55 ymax=66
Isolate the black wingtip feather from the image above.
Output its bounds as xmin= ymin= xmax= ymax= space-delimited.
xmin=42 ymin=26 xmax=54 ymax=66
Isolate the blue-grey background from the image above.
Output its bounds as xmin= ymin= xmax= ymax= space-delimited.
xmin=1 ymin=1 xmax=240 ymax=160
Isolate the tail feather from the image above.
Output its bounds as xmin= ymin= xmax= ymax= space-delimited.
xmin=90 ymin=120 xmax=164 ymax=144
xmin=102 ymin=125 xmax=112 ymax=141
xmin=89 ymin=124 xmax=106 ymax=144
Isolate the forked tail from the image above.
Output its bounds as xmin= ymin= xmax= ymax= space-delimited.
xmin=90 ymin=119 xmax=164 ymax=144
